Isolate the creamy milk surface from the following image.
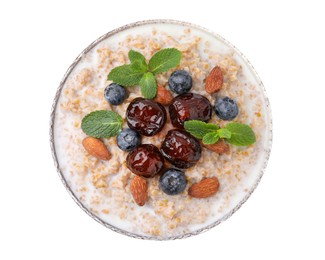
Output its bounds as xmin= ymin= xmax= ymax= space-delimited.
xmin=53 ymin=22 xmax=271 ymax=238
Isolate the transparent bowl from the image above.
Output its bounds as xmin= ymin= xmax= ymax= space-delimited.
xmin=50 ymin=19 xmax=272 ymax=240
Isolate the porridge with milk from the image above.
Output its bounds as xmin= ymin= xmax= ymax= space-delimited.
xmin=53 ymin=23 xmax=270 ymax=238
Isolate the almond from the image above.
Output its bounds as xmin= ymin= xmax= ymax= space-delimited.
xmin=205 ymin=66 xmax=223 ymax=94
xmin=130 ymin=175 xmax=148 ymax=206
xmin=82 ymin=137 xmax=111 ymax=160
xmin=188 ymin=177 xmax=219 ymax=198
xmin=202 ymin=139 xmax=230 ymax=154
xmin=153 ymin=85 xmax=173 ymax=105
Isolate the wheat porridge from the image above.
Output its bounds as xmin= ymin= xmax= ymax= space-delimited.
xmin=52 ymin=21 xmax=272 ymax=239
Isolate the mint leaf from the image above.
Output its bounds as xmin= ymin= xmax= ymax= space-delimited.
xmin=184 ymin=120 xmax=219 ymax=139
xmin=107 ymin=65 xmax=143 ymax=86
xmin=130 ymin=60 xmax=147 ymax=73
xmin=148 ymin=48 xmax=181 ymax=74
xmin=128 ymin=50 xmax=146 ymax=64
xmin=139 ymin=72 xmax=157 ymax=99
xmin=217 ymin=128 xmax=232 ymax=139
xmin=225 ymin=123 xmax=256 ymax=146
xmin=81 ymin=110 xmax=122 ymax=138
xmin=202 ymin=132 xmax=219 ymax=145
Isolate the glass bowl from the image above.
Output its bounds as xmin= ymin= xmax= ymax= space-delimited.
xmin=50 ymin=19 xmax=272 ymax=240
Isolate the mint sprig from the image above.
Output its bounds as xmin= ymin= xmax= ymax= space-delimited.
xmin=107 ymin=48 xmax=181 ymax=99
xmin=184 ymin=120 xmax=256 ymax=146
xmin=81 ymin=110 xmax=122 ymax=138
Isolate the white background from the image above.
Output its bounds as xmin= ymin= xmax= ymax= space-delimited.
xmin=0 ymin=0 xmax=324 ymax=259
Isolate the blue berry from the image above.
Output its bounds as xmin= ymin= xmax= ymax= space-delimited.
xmin=214 ymin=96 xmax=238 ymax=120
xmin=168 ymin=70 xmax=192 ymax=94
xmin=159 ymin=169 xmax=187 ymax=195
xmin=104 ymin=83 xmax=126 ymax=105
xmin=116 ymin=128 xmax=141 ymax=152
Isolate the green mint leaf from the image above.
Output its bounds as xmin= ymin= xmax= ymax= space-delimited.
xmin=148 ymin=48 xmax=181 ymax=74
xmin=107 ymin=65 xmax=144 ymax=86
xmin=217 ymin=128 xmax=232 ymax=139
xmin=139 ymin=72 xmax=157 ymax=99
xmin=184 ymin=120 xmax=219 ymax=139
xmin=130 ymin=60 xmax=148 ymax=73
xmin=128 ymin=50 xmax=146 ymax=64
xmin=225 ymin=122 xmax=256 ymax=146
xmin=81 ymin=110 xmax=122 ymax=138
xmin=202 ymin=132 xmax=220 ymax=145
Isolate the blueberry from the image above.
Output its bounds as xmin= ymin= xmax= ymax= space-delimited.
xmin=168 ymin=70 xmax=192 ymax=94
xmin=116 ymin=128 xmax=141 ymax=151
xmin=159 ymin=169 xmax=187 ymax=195
xmin=104 ymin=83 xmax=126 ymax=105
xmin=214 ymin=96 xmax=239 ymax=120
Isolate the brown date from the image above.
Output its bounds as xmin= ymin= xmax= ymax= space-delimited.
xmin=169 ymin=93 xmax=212 ymax=128
xmin=126 ymin=97 xmax=167 ymax=136
xmin=160 ymin=129 xmax=201 ymax=169
xmin=126 ymin=144 xmax=164 ymax=178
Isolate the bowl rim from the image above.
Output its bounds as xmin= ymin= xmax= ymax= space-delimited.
xmin=49 ymin=19 xmax=273 ymax=240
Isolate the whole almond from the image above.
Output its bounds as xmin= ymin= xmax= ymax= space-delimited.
xmin=82 ymin=137 xmax=111 ymax=160
xmin=130 ymin=175 xmax=148 ymax=206
xmin=202 ymin=139 xmax=230 ymax=154
xmin=205 ymin=66 xmax=223 ymax=94
xmin=153 ymin=85 xmax=173 ymax=105
xmin=188 ymin=177 xmax=219 ymax=198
